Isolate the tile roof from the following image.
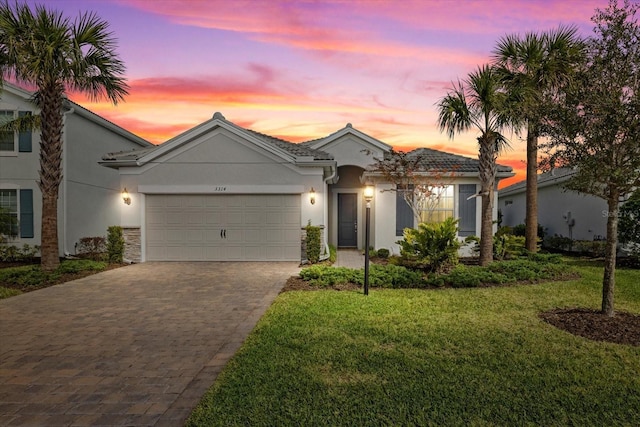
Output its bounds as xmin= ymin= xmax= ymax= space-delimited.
xmin=243 ymin=128 xmax=333 ymax=160
xmin=367 ymin=147 xmax=512 ymax=174
xmin=499 ymin=167 xmax=576 ymax=194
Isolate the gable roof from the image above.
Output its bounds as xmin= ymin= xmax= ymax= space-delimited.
xmin=499 ymin=167 xmax=576 ymax=197
xmin=301 ymin=123 xmax=392 ymax=152
xmin=101 ymin=112 xmax=334 ymax=167
xmin=1 ymin=82 xmax=151 ymax=148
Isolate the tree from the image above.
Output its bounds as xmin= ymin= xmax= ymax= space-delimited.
xmin=367 ymin=149 xmax=457 ymax=224
xmin=0 ymin=2 xmax=128 ymax=271
xmin=543 ymin=0 xmax=640 ymax=316
xmin=493 ymin=26 xmax=585 ymax=253
xmin=437 ymin=64 xmax=521 ymax=266
xmin=618 ymin=191 xmax=640 ymax=258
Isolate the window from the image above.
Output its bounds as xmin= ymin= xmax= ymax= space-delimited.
xmin=0 ymin=110 xmax=16 ymax=152
xmin=419 ymin=185 xmax=454 ymax=224
xmin=396 ymin=185 xmax=414 ymax=235
xmin=0 ymin=189 xmax=18 ymax=237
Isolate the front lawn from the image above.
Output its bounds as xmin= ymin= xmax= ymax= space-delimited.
xmin=188 ymin=260 xmax=640 ymax=426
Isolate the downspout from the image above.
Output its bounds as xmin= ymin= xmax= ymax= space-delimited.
xmin=62 ymin=108 xmax=75 ymax=257
xmin=320 ymin=165 xmax=338 ymax=260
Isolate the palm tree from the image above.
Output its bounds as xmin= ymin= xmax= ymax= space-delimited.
xmin=493 ymin=27 xmax=584 ymax=252
xmin=0 ymin=2 xmax=128 ymax=271
xmin=437 ymin=65 xmax=520 ymax=266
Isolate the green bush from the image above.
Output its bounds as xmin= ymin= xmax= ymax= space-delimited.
xmin=0 ymin=260 xmax=107 ymax=288
xmin=299 ymin=264 xmax=423 ymax=288
xmin=76 ymin=236 xmax=107 ymax=261
xmin=397 ymin=217 xmax=460 ymax=273
xmin=377 ymin=248 xmax=390 ymax=259
xmin=305 ymin=224 xmax=322 ymax=264
xmin=512 ymin=223 xmax=545 ymax=239
xmin=328 ymin=244 xmax=337 ymax=264
xmin=0 ymin=243 xmax=40 ymax=262
xmin=106 ymin=226 xmax=125 ymax=264
xmin=543 ymin=234 xmax=573 ymax=252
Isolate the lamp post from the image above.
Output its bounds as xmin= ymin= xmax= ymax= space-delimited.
xmin=363 ymin=186 xmax=374 ymax=296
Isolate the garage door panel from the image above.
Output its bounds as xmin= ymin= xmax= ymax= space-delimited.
xmin=146 ymin=194 xmax=301 ymax=261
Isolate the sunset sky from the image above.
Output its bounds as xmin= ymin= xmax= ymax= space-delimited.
xmin=35 ymin=0 xmax=607 ymax=187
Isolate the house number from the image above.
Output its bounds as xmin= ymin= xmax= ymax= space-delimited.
xmin=213 ymin=187 xmax=227 ymax=192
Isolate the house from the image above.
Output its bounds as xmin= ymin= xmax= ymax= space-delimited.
xmin=0 ymin=83 xmax=152 ymax=255
xmin=499 ymin=168 xmax=608 ymax=241
xmin=101 ymin=113 xmax=514 ymax=262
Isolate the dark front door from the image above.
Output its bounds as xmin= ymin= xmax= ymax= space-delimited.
xmin=338 ymin=193 xmax=358 ymax=247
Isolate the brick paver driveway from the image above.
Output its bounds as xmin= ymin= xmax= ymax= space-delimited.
xmin=0 ymin=262 xmax=299 ymax=426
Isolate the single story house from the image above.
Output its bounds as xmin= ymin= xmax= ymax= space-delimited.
xmin=499 ymin=168 xmax=608 ymax=241
xmin=0 ymin=83 xmax=152 ymax=255
xmin=101 ymin=113 xmax=514 ymax=262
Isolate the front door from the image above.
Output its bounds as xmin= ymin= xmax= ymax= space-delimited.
xmin=338 ymin=193 xmax=358 ymax=247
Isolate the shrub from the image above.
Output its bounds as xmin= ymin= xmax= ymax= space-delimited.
xmin=0 ymin=243 xmax=40 ymax=262
xmin=397 ymin=217 xmax=460 ymax=273
xmin=0 ymin=260 xmax=107 ymax=288
xmin=299 ymin=264 xmax=423 ymax=288
xmin=305 ymin=224 xmax=322 ymax=264
xmin=543 ymin=234 xmax=573 ymax=252
xmin=512 ymin=223 xmax=545 ymax=239
xmin=328 ymin=244 xmax=337 ymax=264
xmin=377 ymin=248 xmax=390 ymax=259
xmin=76 ymin=236 xmax=107 ymax=261
xmin=106 ymin=226 xmax=125 ymax=264
xmin=619 ymin=192 xmax=640 ymax=258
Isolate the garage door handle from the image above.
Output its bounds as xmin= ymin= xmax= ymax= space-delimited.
xmin=223 ymin=229 xmax=226 ymax=239
xmin=220 ymin=229 xmax=223 ymax=239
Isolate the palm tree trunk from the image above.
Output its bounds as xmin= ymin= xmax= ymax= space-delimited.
xmin=602 ymin=191 xmax=619 ymax=317
xmin=525 ymin=127 xmax=539 ymax=252
xmin=38 ymin=82 xmax=64 ymax=272
xmin=478 ymin=137 xmax=497 ymax=266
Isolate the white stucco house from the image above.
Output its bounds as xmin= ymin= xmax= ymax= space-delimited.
xmin=499 ymin=168 xmax=608 ymax=241
xmin=101 ymin=113 xmax=514 ymax=262
xmin=0 ymin=83 xmax=152 ymax=255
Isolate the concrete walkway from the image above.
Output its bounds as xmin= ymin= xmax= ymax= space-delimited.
xmin=0 ymin=262 xmax=299 ymax=426
xmin=334 ymin=249 xmax=365 ymax=269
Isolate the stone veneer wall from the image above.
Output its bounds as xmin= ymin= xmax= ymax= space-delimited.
xmin=122 ymin=227 xmax=141 ymax=263
xmin=300 ymin=225 xmax=325 ymax=263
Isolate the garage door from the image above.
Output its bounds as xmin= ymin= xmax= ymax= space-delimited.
xmin=145 ymin=194 xmax=301 ymax=261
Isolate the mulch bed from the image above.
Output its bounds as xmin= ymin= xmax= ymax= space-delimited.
xmin=540 ymin=308 xmax=640 ymax=347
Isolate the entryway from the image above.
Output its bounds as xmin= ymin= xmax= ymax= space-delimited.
xmin=338 ymin=193 xmax=357 ymax=247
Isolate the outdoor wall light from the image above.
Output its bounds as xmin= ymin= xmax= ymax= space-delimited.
xmin=363 ymin=186 xmax=374 ymax=203
xmin=122 ymin=188 xmax=131 ymax=205
xmin=309 ymin=187 xmax=316 ymax=205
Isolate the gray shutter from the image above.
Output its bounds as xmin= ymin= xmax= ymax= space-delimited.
xmin=458 ymin=184 xmax=476 ymax=236
xmin=19 ymin=189 xmax=34 ymax=238
xmin=18 ymin=111 xmax=32 ymax=152
xmin=396 ymin=186 xmax=414 ymax=235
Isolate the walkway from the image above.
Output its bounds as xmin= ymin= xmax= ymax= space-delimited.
xmin=334 ymin=249 xmax=365 ymax=269
xmin=0 ymin=262 xmax=299 ymax=426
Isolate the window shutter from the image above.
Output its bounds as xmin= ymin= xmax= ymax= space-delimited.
xmin=18 ymin=111 xmax=32 ymax=152
xmin=458 ymin=184 xmax=477 ymax=237
xmin=395 ymin=186 xmax=414 ymax=235
xmin=19 ymin=189 xmax=34 ymax=238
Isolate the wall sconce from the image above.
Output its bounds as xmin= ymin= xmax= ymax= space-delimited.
xmin=122 ymin=188 xmax=131 ymax=205
xmin=363 ymin=186 xmax=374 ymax=203
xmin=309 ymin=187 xmax=316 ymax=205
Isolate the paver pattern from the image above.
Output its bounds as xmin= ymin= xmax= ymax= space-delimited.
xmin=0 ymin=262 xmax=298 ymax=426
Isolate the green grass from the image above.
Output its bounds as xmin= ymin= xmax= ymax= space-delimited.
xmin=188 ymin=260 xmax=640 ymax=426
xmin=0 ymin=286 xmax=21 ymax=299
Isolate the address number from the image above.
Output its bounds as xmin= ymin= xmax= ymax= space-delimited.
xmin=214 ymin=187 xmax=227 ymax=192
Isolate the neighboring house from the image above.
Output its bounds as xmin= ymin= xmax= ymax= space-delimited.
xmin=499 ymin=168 xmax=608 ymax=241
xmin=0 ymin=83 xmax=152 ymax=255
xmin=101 ymin=113 xmax=514 ymax=262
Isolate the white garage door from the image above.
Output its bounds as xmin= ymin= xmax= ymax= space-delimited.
xmin=145 ymin=194 xmax=301 ymax=261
